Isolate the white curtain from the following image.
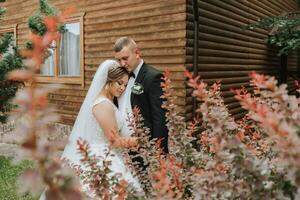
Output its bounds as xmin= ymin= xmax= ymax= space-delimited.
xmin=41 ymin=49 xmax=55 ymax=75
xmin=59 ymin=30 xmax=80 ymax=76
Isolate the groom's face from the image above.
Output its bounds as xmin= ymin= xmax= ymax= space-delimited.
xmin=114 ymin=46 xmax=140 ymax=72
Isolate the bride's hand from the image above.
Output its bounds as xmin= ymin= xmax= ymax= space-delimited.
xmin=112 ymin=136 xmax=138 ymax=148
xmin=125 ymin=137 xmax=138 ymax=147
xmin=117 ymin=137 xmax=138 ymax=148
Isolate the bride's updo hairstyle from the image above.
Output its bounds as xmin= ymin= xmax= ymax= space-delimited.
xmin=106 ymin=61 xmax=129 ymax=83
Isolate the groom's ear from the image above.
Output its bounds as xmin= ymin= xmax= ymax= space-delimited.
xmin=134 ymin=48 xmax=141 ymax=57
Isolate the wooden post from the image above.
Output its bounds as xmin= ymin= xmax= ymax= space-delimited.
xmin=280 ymin=54 xmax=287 ymax=84
xmin=298 ymin=50 xmax=300 ymax=78
xmin=192 ymin=0 xmax=199 ymax=119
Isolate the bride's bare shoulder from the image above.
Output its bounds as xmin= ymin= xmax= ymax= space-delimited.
xmin=92 ymin=98 xmax=114 ymax=115
xmin=92 ymin=99 xmax=116 ymax=125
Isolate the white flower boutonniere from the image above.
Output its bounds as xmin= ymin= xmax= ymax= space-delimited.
xmin=131 ymin=82 xmax=144 ymax=95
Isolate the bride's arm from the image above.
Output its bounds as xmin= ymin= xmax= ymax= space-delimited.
xmin=92 ymin=101 xmax=137 ymax=148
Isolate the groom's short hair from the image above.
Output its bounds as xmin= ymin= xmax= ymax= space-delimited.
xmin=113 ymin=36 xmax=137 ymax=52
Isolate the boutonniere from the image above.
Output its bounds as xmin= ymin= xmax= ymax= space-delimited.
xmin=131 ymin=82 xmax=144 ymax=95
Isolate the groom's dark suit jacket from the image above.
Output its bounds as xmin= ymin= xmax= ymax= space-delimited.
xmin=131 ymin=63 xmax=168 ymax=153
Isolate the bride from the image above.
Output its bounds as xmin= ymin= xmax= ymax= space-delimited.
xmin=41 ymin=59 xmax=142 ymax=199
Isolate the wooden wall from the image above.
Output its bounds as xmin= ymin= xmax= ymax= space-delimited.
xmin=186 ymin=0 xmax=299 ymax=120
xmin=1 ymin=0 xmax=299 ymax=126
xmin=0 ymin=0 xmax=187 ymax=125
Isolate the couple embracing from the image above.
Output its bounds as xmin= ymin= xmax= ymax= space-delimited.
xmin=61 ymin=37 xmax=169 ymax=196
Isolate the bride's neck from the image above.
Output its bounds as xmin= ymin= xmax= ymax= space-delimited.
xmin=99 ymin=89 xmax=113 ymax=100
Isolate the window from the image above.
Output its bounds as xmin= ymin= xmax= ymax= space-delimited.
xmin=38 ymin=13 xmax=85 ymax=86
xmin=0 ymin=25 xmax=17 ymax=56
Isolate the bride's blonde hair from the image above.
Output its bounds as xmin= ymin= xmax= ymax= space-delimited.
xmin=106 ymin=62 xmax=129 ymax=83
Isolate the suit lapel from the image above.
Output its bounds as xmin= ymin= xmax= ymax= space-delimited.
xmin=131 ymin=63 xmax=147 ymax=105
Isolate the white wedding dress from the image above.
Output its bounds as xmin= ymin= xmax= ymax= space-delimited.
xmin=87 ymin=96 xmax=142 ymax=190
xmin=71 ymin=96 xmax=142 ymax=197
xmin=40 ymin=60 xmax=142 ymax=200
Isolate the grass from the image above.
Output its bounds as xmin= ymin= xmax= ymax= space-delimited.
xmin=0 ymin=156 xmax=35 ymax=200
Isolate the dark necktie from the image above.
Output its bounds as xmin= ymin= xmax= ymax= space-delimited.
xmin=129 ymin=72 xmax=136 ymax=79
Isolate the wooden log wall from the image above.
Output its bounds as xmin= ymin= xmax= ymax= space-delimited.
xmin=2 ymin=0 xmax=299 ymax=126
xmin=186 ymin=0 xmax=298 ymax=121
xmin=0 ymin=0 xmax=187 ymax=125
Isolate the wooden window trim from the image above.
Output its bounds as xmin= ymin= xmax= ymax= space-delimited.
xmin=37 ymin=12 xmax=85 ymax=87
xmin=0 ymin=24 xmax=17 ymax=46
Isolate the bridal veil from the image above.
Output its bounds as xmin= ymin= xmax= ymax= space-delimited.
xmin=61 ymin=59 xmax=119 ymax=165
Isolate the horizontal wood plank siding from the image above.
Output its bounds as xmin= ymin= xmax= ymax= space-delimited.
xmin=2 ymin=0 xmax=299 ymax=125
xmin=0 ymin=0 xmax=186 ymax=125
xmin=186 ymin=0 xmax=298 ymax=121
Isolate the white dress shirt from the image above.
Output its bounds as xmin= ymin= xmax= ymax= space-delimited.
xmin=118 ymin=59 xmax=144 ymax=136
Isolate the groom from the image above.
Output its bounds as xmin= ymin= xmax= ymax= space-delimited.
xmin=113 ymin=36 xmax=168 ymax=153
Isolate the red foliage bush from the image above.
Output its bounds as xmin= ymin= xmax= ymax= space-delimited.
xmin=7 ymin=5 xmax=300 ymax=200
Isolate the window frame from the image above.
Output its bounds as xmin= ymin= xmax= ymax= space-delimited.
xmin=37 ymin=12 xmax=85 ymax=87
xmin=0 ymin=24 xmax=17 ymax=47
